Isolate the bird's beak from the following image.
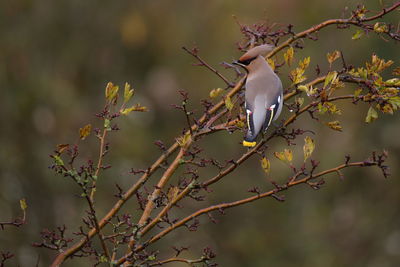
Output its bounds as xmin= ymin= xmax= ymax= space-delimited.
xmin=232 ymin=60 xmax=245 ymax=67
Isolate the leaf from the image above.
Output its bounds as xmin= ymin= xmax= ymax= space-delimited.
xmin=365 ymin=106 xmax=378 ymax=123
xmin=326 ymin=121 xmax=343 ymax=131
xmin=79 ymin=124 xmax=91 ymax=140
xmin=284 ymin=47 xmax=294 ymax=67
xmin=120 ymin=104 xmax=148 ymax=115
xmin=367 ymin=54 xmax=394 ymax=74
xmin=104 ymin=119 xmax=111 ymax=130
xmin=209 ymin=88 xmax=224 ymax=99
xmin=274 ymin=151 xmax=286 ymax=162
xmin=167 ymin=186 xmax=179 ymax=202
xmin=123 ymin=82 xmax=134 ymax=103
xmin=295 ymin=97 xmax=304 ymax=107
xmin=235 ymin=120 xmax=245 ymax=128
xmin=324 ymin=71 xmax=338 ymax=88
xmin=260 ymin=157 xmax=270 ymax=175
xmin=318 ymin=102 xmax=341 ymax=115
xmin=303 ymin=136 xmax=315 ymax=162
xmin=393 ymin=67 xmax=400 ymax=76
xmin=374 ymin=22 xmax=388 ymax=33
xmin=105 ymin=82 xmax=119 ymax=102
xmin=53 ymin=155 xmax=64 ymax=166
xmin=352 ymin=30 xmax=364 ymax=40
xmin=299 ymin=57 xmax=311 ymax=70
xmin=266 ymin=58 xmax=275 ymax=71
xmin=56 ymin=144 xmax=69 ymax=154
xmin=354 ymin=88 xmax=363 ymax=98
xmin=290 ymin=68 xmax=307 ymax=85
xmin=20 ymin=198 xmax=27 ymax=211
xmin=388 ymin=96 xmax=400 ymax=110
xmin=327 ymin=51 xmax=341 ymax=65
xmin=385 ymin=78 xmax=400 ymax=86
xmin=284 ymin=149 xmax=293 ymax=162
xmin=176 ymin=132 xmax=192 ymax=147
xmin=274 ymin=149 xmax=292 ymax=163
xmin=225 ymin=96 xmax=234 ymax=111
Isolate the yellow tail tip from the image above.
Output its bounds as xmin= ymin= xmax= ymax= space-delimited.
xmin=243 ymin=140 xmax=257 ymax=147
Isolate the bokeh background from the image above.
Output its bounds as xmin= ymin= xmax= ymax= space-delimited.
xmin=1 ymin=0 xmax=400 ymax=266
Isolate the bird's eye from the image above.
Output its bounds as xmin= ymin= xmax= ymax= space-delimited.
xmin=238 ymin=57 xmax=256 ymax=66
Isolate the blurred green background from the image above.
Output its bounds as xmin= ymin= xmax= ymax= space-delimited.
xmin=1 ymin=0 xmax=400 ymax=266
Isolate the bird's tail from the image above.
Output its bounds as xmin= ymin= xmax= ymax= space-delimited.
xmin=242 ymin=132 xmax=257 ymax=147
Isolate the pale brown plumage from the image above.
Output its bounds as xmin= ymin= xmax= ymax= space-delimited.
xmin=234 ymin=44 xmax=283 ymax=147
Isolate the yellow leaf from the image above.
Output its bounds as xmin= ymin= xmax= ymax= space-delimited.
xmin=266 ymin=58 xmax=275 ymax=71
xmin=57 ymin=144 xmax=69 ymax=154
xmin=327 ymin=51 xmax=341 ymax=65
xmin=284 ymin=47 xmax=294 ymax=67
xmin=123 ymin=82 xmax=134 ymax=103
xmin=365 ymin=106 xmax=378 ymax=123
xmin=295 ymin=97 xmax=304 ymax=107
xmin=303 ymin=136 xmax=315 ymax=162
xmin=299 ymin=57 xmax=311 ymax=70
xmin=235 ymin=120 xmax=245 ymax=128
xmin=274 ymin=151 xmax=286 ymax=162
xmin=290 ymin=68 xmax=307 ymax=85
xmin=385 ymin=78 xmax=400 ymax=86
xmin=284 ymin=149 xmax=293 ymax=162
xmin=324 ymin=71 xmax=338 ymax=88
xmin=167 ymin=186 xmax=179 ymax=202
xmin=260 ymin=157 xmax=270 ymax=175
xmin=20 ymin=198 xmax=28 ymax=211
xmin=79 ymin=124 xmax=92 ymax=140
xmin=374 ymin=22 xmax=388 ymax=33
xmin=225 ymin=96 xmax=234 ymax=111
xmin=120 ymin=104 xmax=148 ymax=115
xmin=209 ymin=88 xmax=224 ymax=99
xmin=354 ymin=88 xmax=362 ymax=98
xmin=176 ymin=132 xmax=192 ymax=147
xmin=393 ymin=67 xmax=400 ymax=76
xmin=352 ymin=30 xmax=364 ymax=40
xmin=326 ymin=121 xmax=343 ymax=131
xmin=105 ymin=82 xmax=119 ymax=102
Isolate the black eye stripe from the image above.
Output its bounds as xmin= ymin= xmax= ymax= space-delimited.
xmin=238 ymin=57 xmax=256 ymax=66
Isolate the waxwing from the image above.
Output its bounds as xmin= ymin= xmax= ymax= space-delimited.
xmin=233 ymin=44 xmax=283 ymax=147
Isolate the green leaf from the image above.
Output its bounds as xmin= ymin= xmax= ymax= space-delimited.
xmin=365 ymin=106 xmax=378 ymax=123
xmin=123 ymin=82 xmax=134 ymax=103
xmin=303 ymin=136 xmax=315 ymax=162
xmin=324 ymin=71 xmax=338 ymax=88
xmin=53 ymin=155 xmax=64 ymax=166
xmin=352 ymin=30 xmax=364 ymax=40
xmin=104 ymin=119 xmax=111 ymax=130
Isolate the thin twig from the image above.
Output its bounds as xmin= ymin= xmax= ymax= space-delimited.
xmin=182 ymin=46 xmax=234 ymax=88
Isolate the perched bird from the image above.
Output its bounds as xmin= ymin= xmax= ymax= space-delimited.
xmin=233 ymin=44 xmax=283 ymax=147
